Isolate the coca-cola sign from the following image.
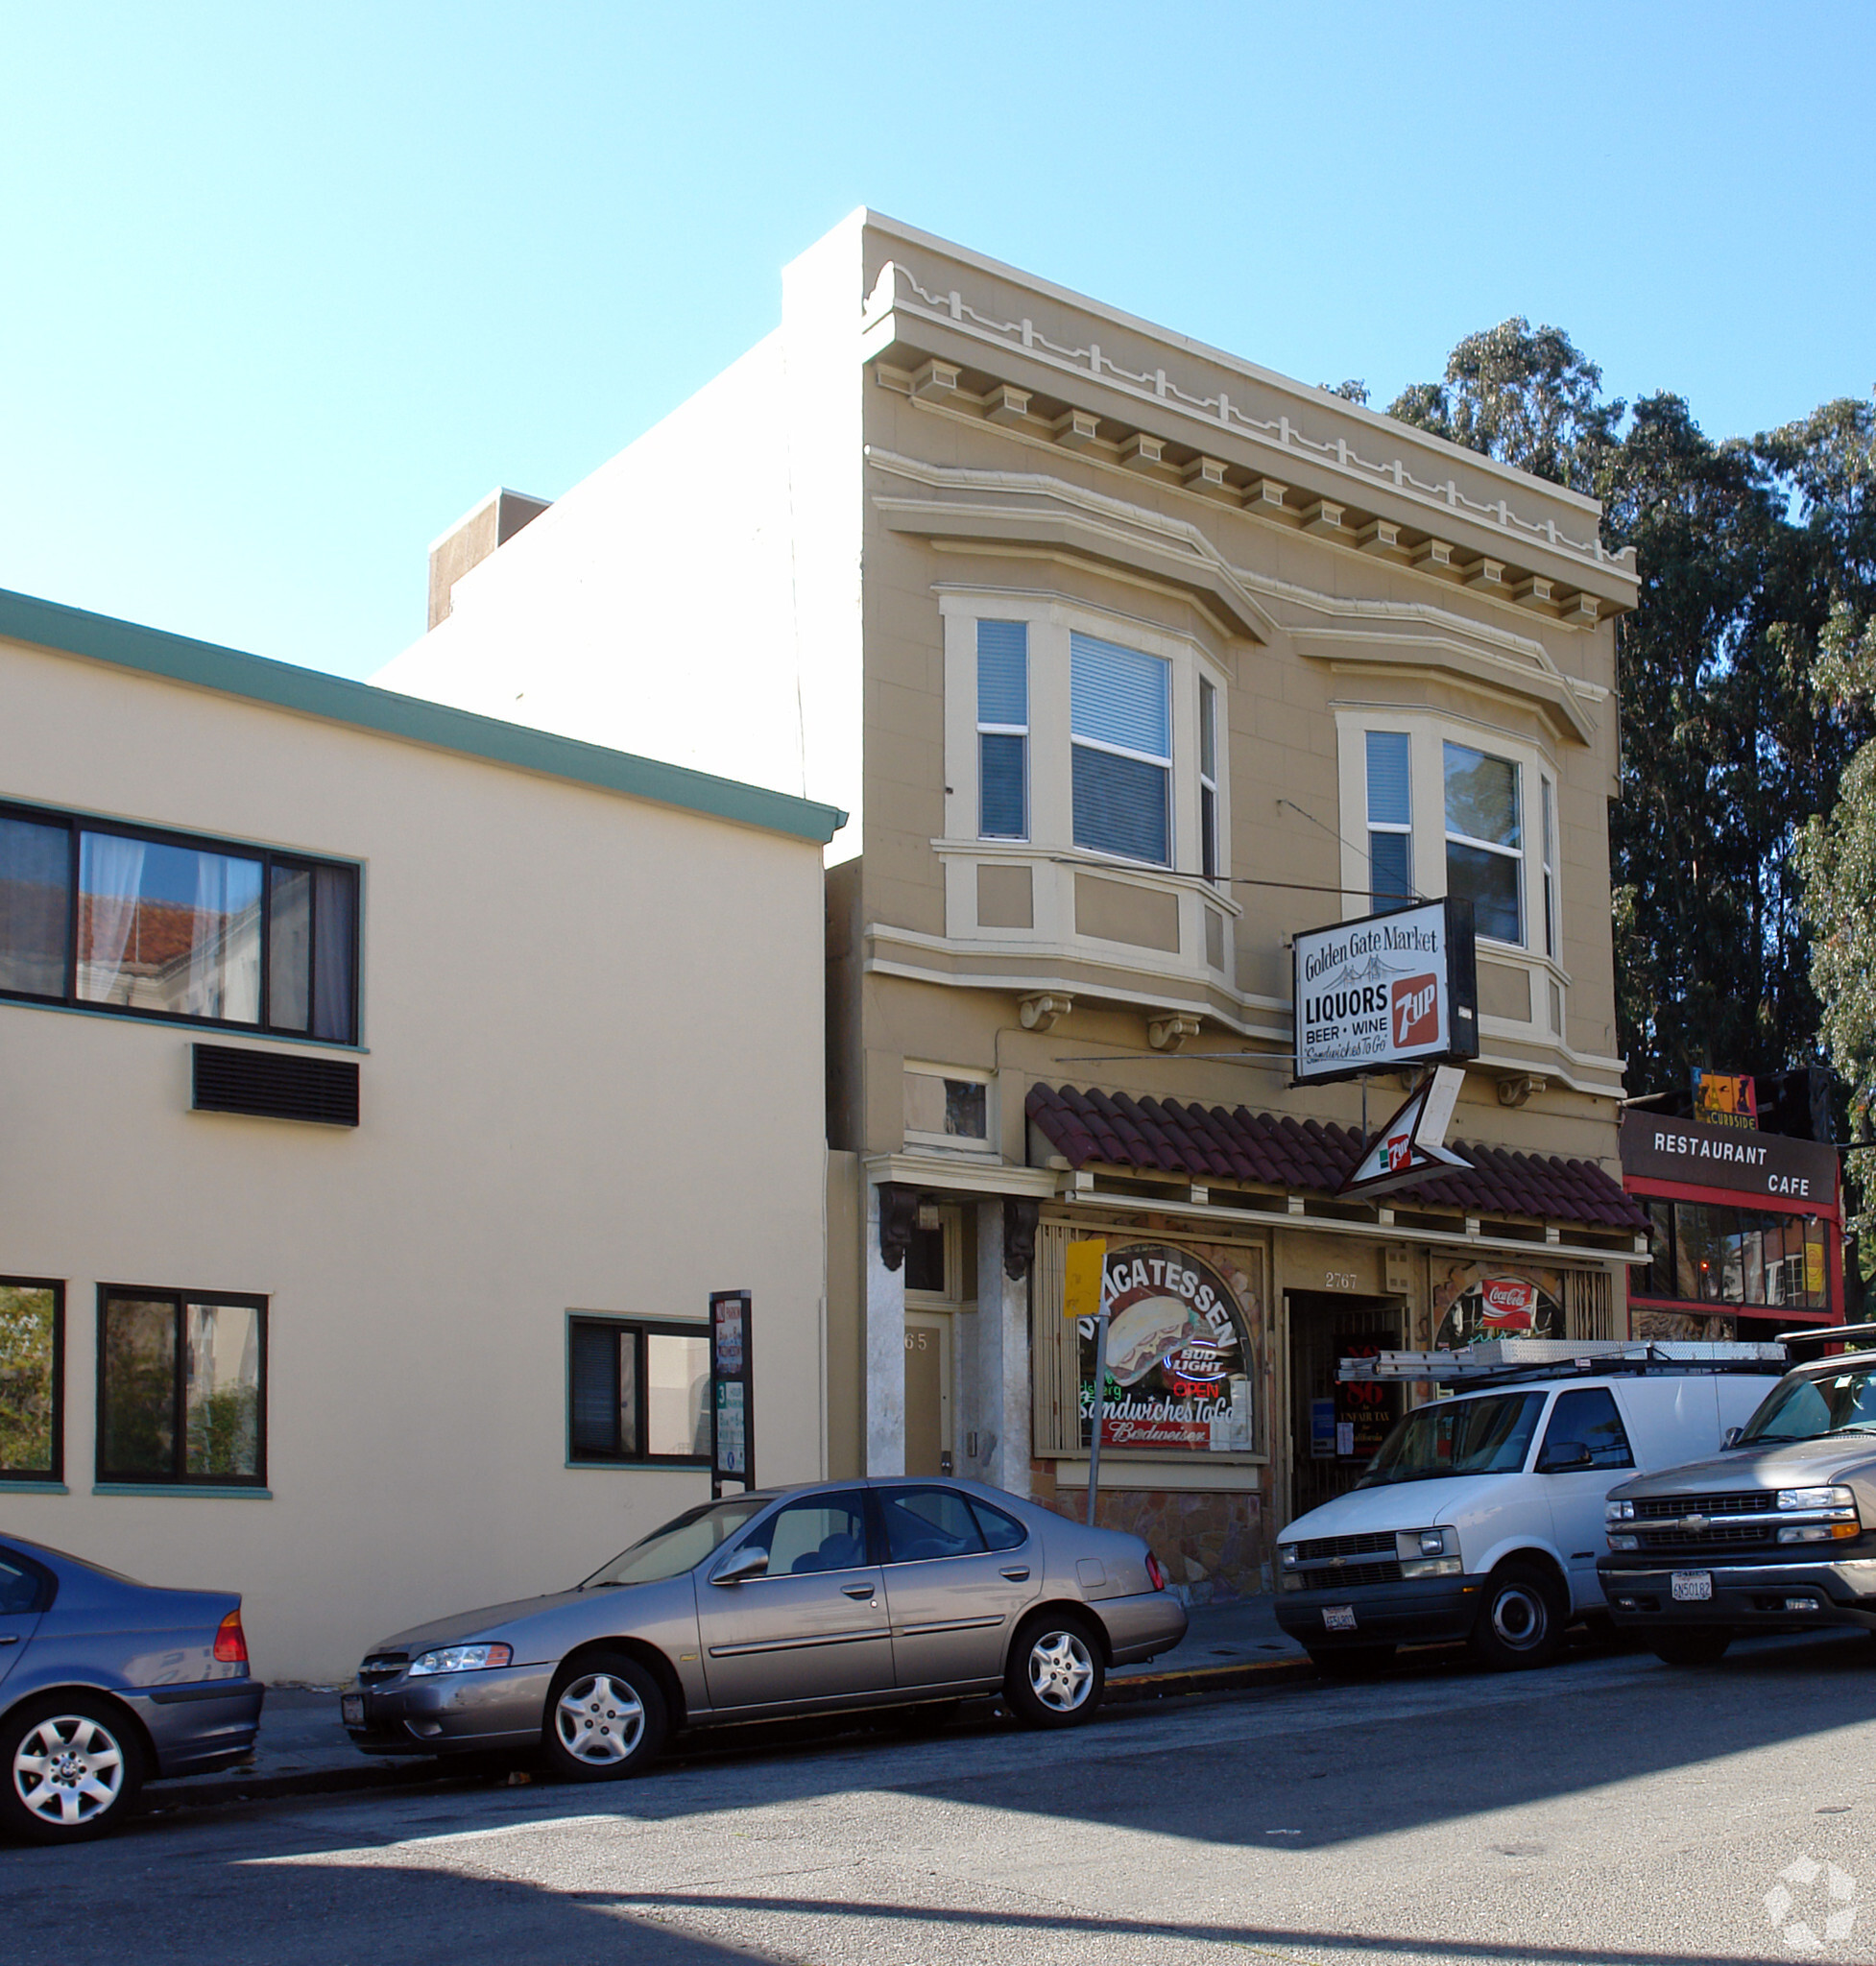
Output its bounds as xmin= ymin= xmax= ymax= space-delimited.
xmin=1433 ymin=1270 xmax=1562 ymax=1349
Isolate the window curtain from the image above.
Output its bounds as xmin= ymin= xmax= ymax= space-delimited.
xmin=185 ymin=853 xmax=262 ymax=1022
xmin=76 ymin=834 xmax=147 ymax=1005
xmin=311 ymin=865 xmax=356 ymax=1042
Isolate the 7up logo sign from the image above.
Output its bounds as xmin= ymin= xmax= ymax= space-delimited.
xmin=1391 ymin=974 xmax=1439 ymax=1049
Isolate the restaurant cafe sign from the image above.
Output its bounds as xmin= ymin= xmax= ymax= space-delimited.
xmin=1618 ymin=1114 xmax=1838 ymax=1205
xmin=1292 ymin=899 xmax=1479 ymax=1086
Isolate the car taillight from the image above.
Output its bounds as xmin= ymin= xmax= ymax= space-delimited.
xmin=1145 ymin=1551 xmax=1168 ymax=1593
xmin=214 ymin=1609 xmax=249 ymax=1664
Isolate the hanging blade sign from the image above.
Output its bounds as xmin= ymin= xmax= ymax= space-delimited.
xmin=1337 ymin=1065 xmax=1469 ymax=1199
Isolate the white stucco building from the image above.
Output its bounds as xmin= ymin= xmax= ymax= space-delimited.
xmin=0 ymin=587 xmax=842 ymax=1680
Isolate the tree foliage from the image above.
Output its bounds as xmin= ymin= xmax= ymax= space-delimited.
xmin=1388 ymin=321 xmax=1876 ymax=1103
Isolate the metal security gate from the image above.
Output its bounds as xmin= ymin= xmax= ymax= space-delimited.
xmin=1286 ymin=1293 xmax=1403 ymax=1522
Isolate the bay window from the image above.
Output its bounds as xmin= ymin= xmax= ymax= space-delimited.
xmin=1199 ymin=680 xmax=1220 ymax=884
xmin=0 ymin=799 xmax=358 ymax=1043
xmin=976 ymin=620 xmax=1028 ymax=840
xmin=1070 ymin=633 xmax=1171 ymax=866
xmin=1443 ymin=741 xmax=1524 ymax=945
xmin=1364 ymin=731 xmax=1414 ymax=911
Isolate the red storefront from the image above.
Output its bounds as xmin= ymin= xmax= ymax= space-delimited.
xmin=1620 ymin=1113 xmax=1844 ymax=1338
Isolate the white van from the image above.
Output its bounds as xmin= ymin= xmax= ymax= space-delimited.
xmin=1273 ymin=1355 xmax=1783 ymax=1672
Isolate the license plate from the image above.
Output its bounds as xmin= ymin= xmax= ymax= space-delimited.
xmin=1323 ymin=1605 xmax=1358 ymax=1631
xmin=1672 ymin=1571 xmax=1713 ymax=1602
xmin=341 ymin=1693 xmax=365 ymax=1726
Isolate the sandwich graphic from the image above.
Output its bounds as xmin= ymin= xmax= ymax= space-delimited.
xmin=1105 ymin=1296 xmax=1204 ymax=1387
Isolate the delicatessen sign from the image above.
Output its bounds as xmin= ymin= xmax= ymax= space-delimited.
xmin=1077 ymin=1241 xmax=1256 ymax=1453
xmin=1292 ymin=898 xmax=1479 ymax=1085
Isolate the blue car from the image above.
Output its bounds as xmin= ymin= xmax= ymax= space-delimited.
xmin=0 ymin=1534 xmax=263 ymax=1842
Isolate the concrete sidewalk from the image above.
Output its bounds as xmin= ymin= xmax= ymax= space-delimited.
xmin=140 ymin=1597 xmax=1311 ymax=1810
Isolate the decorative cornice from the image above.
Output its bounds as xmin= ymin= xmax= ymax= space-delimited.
xmin=870 ymin=451 xmax=1603 ymax=741
xmin=863 ymin=259 xmax=1636 ymax=594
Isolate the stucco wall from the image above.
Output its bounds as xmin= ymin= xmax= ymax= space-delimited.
xmin=0 ymin=635 xmax=830 ymax=1681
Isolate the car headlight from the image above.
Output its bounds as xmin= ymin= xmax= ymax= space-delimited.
xmin=1400 ymin=1556 xmax=1462 ymax=1579
xmin=1605 ymin=1499 xmax=1634 ymax=1522
xmin=407 ymin=1642 xmax=514 ymax=1676
xmin=1777 ymin=1486 xmax=1857 ymax=1514
xmin=1607 ymin=1533 xmax=1639 ymax=1551
xmin=1279 ymin=1546 xmax=1299 ymax=1569
xmin=1418 ymin=1531 xmax=1446 ymax=1557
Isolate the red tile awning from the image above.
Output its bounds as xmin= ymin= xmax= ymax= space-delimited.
xmin=1026 ymin=1084 xmax=1648 ymax=1234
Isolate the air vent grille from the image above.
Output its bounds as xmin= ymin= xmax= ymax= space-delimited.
xmin=193 ymin=1043 xmax=360 ymax=1127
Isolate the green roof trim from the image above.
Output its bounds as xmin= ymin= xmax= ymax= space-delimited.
xmin=0 ymin=587 xmax=848 ymax=846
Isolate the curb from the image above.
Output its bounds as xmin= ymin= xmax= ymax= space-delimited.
xmin=140 ymin=1656 xmax=1327 ymax=1810
xmin=1109 ymin=1655 xmax=1317 ymax=1702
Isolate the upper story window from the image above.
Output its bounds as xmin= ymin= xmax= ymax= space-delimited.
xmin=1070 ymin=633 xmax=1172 ymax=866
xmin=0 ymin=800 xmax=358 ymax=1043
xmin=1540 ymin=778 xmax=1557 ymax=959
xmin=99 ymin=1287 xmax=266 ymax=1488
xmin=1339 ymin=715 xmax=1557 ymax=959
xmin=1364 ymin=731 xmax=1414 ymax=911
xmin=1442 ymin=741 xmax=1523 ymax=945
xmin=903 ymin=1062 xmax=991 ymax=1153
xmin=1199 ymin=681 xmax=1220 ymax=884
xmin=976 ymin=621 xmax=1028 ymax=840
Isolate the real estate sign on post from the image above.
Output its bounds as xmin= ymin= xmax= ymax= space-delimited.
xmin=1292 ymin=898 xmax=1479 ymax=1086
xmin=710 ymin=1289 xmax=755 ymax=1498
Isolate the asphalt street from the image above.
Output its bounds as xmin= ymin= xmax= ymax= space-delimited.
xmin=7 ymin=1631 xmax=1876 ymax=1965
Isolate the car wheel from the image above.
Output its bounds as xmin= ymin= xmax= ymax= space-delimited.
xmin=542 ymin=1653 xmax=667 ymax=1781
xmin=1468 ymin=1562 xmax=1566 ymax=1671
xmin=1005 ymin=1613 xmax=1104 ymax=1728
xmin=0 ymin=1695 xmax=142 ymax=1844
xmin=1306 ymin=1644 xmax=1396 ymax=1678
xmin=1647 ymin=1627 xmax=1733 ymax=1666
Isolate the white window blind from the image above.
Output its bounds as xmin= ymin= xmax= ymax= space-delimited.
xmin=1070 ymin=633 xmax=1170 ymax=865
xmin=976 ymin=620 xmax=1028 ymax=840
xmin=1364 ymin=731 xmax=1413 ymax=910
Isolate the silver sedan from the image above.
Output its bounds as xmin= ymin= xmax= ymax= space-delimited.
xmin=343 ymin=1477 xmax=1186 ymax=1779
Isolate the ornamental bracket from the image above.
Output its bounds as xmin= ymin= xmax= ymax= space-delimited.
xmin=1148 ymin=1014 xmax=1202 ymax=1053
xmin=1019 ymin=993 xmax=1073 ymax=1033
xmin=1496 ymin=1073 xmax=1550 ymax=1109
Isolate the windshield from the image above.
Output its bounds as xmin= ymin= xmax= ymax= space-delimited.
xmin=1740 ymin=1369 xmax=1876 ymax=1445
xmin=1357 ymin=1391 xmax=1546 ymax=1488
xmin=580 ymin=1498 xmax=770 ymax=1588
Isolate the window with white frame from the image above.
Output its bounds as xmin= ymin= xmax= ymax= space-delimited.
xmin=976 ymin=621 xmax=1028 ymax=840
xmin=1364 ymin=731 xmax=1414 ymax=912
xmin=1540 ymin=777 xmax=1557 ymax=958
xmin=1443 ymin=741 xmax=1524 ymax=945
xmin=1199 ymin=680 xmax=1220 ymax=884
xmin=903 ymin=1063 xmax=992 ymax=1151
xmin=1342 ymin=716 xmax=1556 ymax=963
xmin=1070 ymin=633 xmax=1171 ymax=866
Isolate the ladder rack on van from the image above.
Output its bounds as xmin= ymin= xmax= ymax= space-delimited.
xmin=1336 ymin=1339 xmax=1788 ymax=1385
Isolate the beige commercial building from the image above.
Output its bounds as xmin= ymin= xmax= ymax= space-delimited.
xmin=0 ymin=589 xmax=841 ymax=1679
xmin=381 ymin=211 xmax=1648 ymax=1601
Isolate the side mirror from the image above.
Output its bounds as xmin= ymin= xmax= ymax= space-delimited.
xmin=1722 ymin=1427 xmax=1744 ymax=1450
xmin=1540 ymin=1443 xmax=1593 ymax=1473
xmin=710 ymin=1546 xmax=769 ymax=1587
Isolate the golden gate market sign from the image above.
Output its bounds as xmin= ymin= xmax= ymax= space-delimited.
xmin=1292 ymin=898 xmax=1480 ymax=1086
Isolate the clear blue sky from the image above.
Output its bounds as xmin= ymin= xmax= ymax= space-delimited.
xmin=4 ymin=2 xmax=1870 ymax=682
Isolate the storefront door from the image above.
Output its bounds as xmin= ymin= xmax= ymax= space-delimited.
xmin=1287 ymin=1291 xmax=1403 ymax=1522
xmin=904 ymin=1311 xmax=952 ymax=1476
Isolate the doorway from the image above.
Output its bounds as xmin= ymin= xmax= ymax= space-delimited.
xmin=1286 ymin=1291 xmax=1404 ymax=1522
xmin=903 ymin=1310 xmax=953 ymax=1477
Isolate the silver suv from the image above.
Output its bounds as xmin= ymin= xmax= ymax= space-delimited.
xmin=1598 ymin=1333 xmax=1876 ymax=1665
